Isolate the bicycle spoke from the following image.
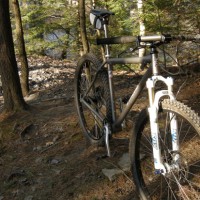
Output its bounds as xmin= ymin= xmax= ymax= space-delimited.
xmin=75 ymin=54 xmax=112 ymax=144
xmin=163 ymin=176 xmax=179 ymax=200
xmin=131 ymin=100 xmax=200 ymax=200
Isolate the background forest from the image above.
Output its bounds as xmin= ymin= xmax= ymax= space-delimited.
xmin=14 ymin=0 xmax=200 ymax=59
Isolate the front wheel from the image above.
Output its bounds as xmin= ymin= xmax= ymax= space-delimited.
xmin=130 ymin=99 xmax=200 ymax=200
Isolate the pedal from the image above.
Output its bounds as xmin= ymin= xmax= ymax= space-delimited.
xmin=104 ymin=124 xmax=111 ymax=157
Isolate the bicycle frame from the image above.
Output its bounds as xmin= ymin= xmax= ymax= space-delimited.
xmin=81 ymin=16 xmax=181 ymax=173
xmin=81 ymin=47 xmax=180 ymax=172
xmin=81 ymin=55 xmax=152 ymax=131
xmin=106 ymin=56 xmax=152 ymax=131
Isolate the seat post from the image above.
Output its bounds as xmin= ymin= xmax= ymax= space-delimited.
xmin=103 ymin=18 xmax=110 ymax=59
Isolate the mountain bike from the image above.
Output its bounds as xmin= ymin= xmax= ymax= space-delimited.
xmin=74 ymin=9 xmax=200 ymax=200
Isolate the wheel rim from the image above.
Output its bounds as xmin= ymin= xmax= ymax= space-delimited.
xmin=77 ymin=60 xmax=109 ymax=141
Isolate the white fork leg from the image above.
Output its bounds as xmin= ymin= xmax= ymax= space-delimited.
xmin=170 ymin=113 xmax=179 ymax=163
xmin=148 ymin=106 xmax=166 ymax=173
xmin=147 ymin=77 xmax=165 ymax=173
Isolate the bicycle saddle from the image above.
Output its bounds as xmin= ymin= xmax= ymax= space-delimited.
xmin=90 ymin=9 xmax=114 ymax=18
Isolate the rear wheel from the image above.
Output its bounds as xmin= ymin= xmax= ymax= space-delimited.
xmin=130 ymin=99 xmax=200 ymax=199
xmin=75 ymin=53 xmax=112 ymax=146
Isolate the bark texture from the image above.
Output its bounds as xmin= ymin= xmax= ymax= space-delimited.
xmin=12 ymin=0 xmax=29 ymax=96
xmin=0 ymin=1 xmax=27 ymax=112
xmin=79 ymin=0 xmax=89 ymax=54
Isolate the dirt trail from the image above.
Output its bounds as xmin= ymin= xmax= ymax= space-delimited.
xmin=0 ymin=60 xmax=200 ymax=200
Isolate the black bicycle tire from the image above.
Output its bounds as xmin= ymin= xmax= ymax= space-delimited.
xmin=130 ymin=99 xmax=200 ymax=200
xmin=75 ymin=53 xmax=112 ymax=146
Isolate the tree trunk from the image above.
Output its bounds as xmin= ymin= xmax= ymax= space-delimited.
xmin=12 ymin=0 xmax=29 ymax=96
xmin=0 ymin=0 xmax=27 ymax=113
xmin=137 ymin=0 xmax=145 ymax=57
xmin=79 ymin=0 xmax=89 ymax=54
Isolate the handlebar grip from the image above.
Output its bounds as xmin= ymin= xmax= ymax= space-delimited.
xmin=96 ymin=36 xmax=136 ymax=45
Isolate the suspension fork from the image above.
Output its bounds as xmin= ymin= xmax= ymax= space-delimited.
xmin=146 ymin=75 xmax=179 ymax=174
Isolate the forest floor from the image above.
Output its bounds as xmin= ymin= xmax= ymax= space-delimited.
xmin=0 ymin=57 xmax=200 ymax=200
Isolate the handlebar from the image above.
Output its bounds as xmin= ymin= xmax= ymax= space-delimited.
xmin=96 ymin=34 xmax=200 ymax=45
xmin=96 ymin=36 xmax=136 ymax=45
